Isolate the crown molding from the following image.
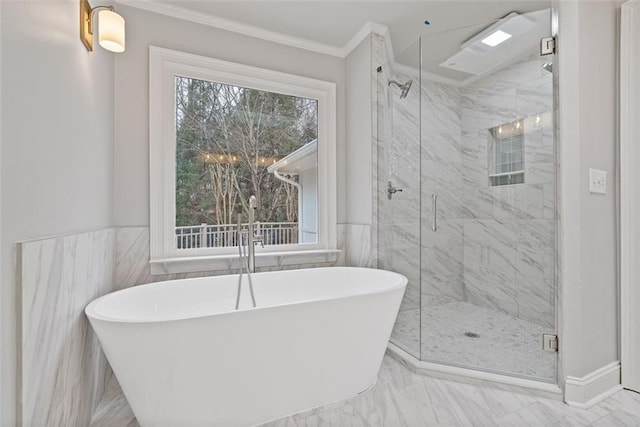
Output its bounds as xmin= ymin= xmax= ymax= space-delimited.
xmin=342 ymin=21 xmax=389 ymax=57
xmin=116 ymin=0 xmax=391 ymax=58
xmin=116 ymin=1 xmax=479 ymax=89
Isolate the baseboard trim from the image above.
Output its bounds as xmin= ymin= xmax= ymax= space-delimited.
xmin=564 ymin=361 xmax=622 ymax=409
xmin=386 ymin=343 xmax=563 ymax=401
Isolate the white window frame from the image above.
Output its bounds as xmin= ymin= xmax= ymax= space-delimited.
xmin=149 ymin=46 xmax=337 ymax=274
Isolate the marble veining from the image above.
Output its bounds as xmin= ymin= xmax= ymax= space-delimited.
xmin=370 ymin=34 xmax=383 ymax=267
xmin=337 ymin=224 xmax=372 ymax=267
xmin=17 ymin=229 xmax=116 ymax=427
xmin=115 ymin=226 xmax=336 ymax=289
xmin=91 ymin=354 xmax=640 ymax=427
xmin=116 ymin=227 xmax=231 ymax=288
xmin=458 ymin=57 xmax=555 ymax=331
xmin=89 ymin=372 xmax=138 ymax=427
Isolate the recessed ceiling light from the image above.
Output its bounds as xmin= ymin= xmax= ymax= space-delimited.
xmin=481 ymin=30 xmax=512 ymax=47
xmin=440 ymin=10 xmax=546 ymax=76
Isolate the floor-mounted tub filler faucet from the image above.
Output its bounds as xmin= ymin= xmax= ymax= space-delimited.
xmin=234 ymin=195 xmax=263 ymax=310
xmin=247 ymin=195 xmax=264 ymax=274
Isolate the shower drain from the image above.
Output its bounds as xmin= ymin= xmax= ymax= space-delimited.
xmin=464 ymin=332 xmax=480 ymax=338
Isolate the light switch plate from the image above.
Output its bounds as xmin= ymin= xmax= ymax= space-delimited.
xmin=589 ymin=168 xmax=607 ymax=194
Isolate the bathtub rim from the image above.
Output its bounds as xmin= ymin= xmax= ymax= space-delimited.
xmin=85 ymin=266 xmax=407 ymax=324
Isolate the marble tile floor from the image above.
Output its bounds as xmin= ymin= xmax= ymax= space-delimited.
xmin=90 ymin=355 xmax=640 ymax=427
xmin=89 ymin=373 xmax=139 ymax=427
xmin=392 ymin=301 xmax=557 ymax=382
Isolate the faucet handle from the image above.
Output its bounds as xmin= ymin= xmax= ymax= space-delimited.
xmin=387 ymin=181 xmax=403 ymax=200
xmin=253 ymin=221 xmax=263 ymax=247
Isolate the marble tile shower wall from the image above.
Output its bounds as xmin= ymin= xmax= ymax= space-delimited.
xmin=17 ymin=229 xmax=116 ymax=427
xmin=380 ymin=64 xmax=467 ymax=313
xmin=420 ymin=78 xmax=466 ymax=308
xmin=387 ymin=68 xmax=422 ymax=314
xmin=375 ymin=42 xmax=423 ymax=315
xmin=458 ymin=58 xmax=555 ymax=329
xmin=370 ymin=33 xmax=385 ymax=267
xmin=380 ymin=55 xmax=554 ymax=329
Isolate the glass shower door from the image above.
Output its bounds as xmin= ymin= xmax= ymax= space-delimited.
xmin=375 ymin=37 xmax=422 ymax=359
xmin=419 ymin=9 xmax=557 ymax=382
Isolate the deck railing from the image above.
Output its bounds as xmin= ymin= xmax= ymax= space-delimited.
xmin=175 ymin=222 xmax=299 ymax=249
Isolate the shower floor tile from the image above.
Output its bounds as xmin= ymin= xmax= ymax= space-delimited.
xmin=392 ymin=301 xmax=557 ymax=382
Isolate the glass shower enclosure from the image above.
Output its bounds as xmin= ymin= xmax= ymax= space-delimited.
xmin=375 ymin=8 xmax=557 ymax=382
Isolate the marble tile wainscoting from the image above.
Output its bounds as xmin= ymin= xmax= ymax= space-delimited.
xmin=117 ymin=225 xmax=369 ymax=290
xmin=337 ymin=224 xmax=372 ymax=267
xmin=17 ymin=229 xmax=116 ymax=427
xmin=115 ymin=227 xmax=237 ymax=289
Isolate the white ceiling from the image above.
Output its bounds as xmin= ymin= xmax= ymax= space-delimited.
xmin=160 ymin=1 xmax=551 ymax=58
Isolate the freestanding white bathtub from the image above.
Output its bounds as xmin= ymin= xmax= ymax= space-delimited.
xmin=85 ymin=267 xmax=406 ymax=427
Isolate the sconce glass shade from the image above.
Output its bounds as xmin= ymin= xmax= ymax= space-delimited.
xmin=98 ymin=10 xmax=125 ymax=53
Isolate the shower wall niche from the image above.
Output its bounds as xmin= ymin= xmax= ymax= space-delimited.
xmin=375 ymin=7 xmax=557 ymax=383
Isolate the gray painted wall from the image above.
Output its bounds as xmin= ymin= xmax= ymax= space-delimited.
xmin=0 ymin=2 xmax=115 ymax=425
xmin=558 ymin=0 xmax=620 ymax=379
xmin=0 ymin=2 xmax=3 ymax=420
xmin=113 ymin=6 xmax=347 ymax=227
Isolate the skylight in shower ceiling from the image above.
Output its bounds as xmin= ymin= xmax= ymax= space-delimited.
xmin=439 ymin=9 xmax=550 ymax=76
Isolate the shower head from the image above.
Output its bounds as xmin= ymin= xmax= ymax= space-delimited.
xmin=388 ymin=79 xmax=413 ymax=99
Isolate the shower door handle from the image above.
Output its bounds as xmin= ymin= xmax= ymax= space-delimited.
xmin=432 ymin=194 xmax=437 ymax=232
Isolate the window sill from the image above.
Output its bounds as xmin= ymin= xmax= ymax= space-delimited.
xmin=149 ymin=249 xmax=341 ymax=276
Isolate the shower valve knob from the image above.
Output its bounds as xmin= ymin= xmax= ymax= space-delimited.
xmin=387 ymin=181 xmax=403 ymax=200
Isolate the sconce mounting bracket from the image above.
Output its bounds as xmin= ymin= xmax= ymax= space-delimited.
xmin=80 ymin=0 xmax=94 ymax=51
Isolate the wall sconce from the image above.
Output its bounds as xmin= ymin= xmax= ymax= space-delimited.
xmin=80 ymin=0 xmax=125 ymax=53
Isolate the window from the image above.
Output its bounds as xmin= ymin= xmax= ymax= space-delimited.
xmin=150 ymin=47 xmax=337 ymax=273
xmin=488 ymin=120 xmax=525 ymax=186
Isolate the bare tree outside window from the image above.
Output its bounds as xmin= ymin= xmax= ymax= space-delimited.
xmin=174 ymin=76 xmax=318 ymax=249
